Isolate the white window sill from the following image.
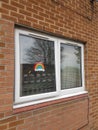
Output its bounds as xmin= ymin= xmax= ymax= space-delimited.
xmin=13 ymin=91 xmax=88 ymax=109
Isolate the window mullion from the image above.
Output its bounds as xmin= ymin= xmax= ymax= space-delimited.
xmin=81 ymin=45 xmax=85 ymax=89
xmin=55 ymin=39 xmax=61 ymax=93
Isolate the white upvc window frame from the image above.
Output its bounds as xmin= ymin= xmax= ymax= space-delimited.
xmin=59 ymin=39 xmax=85 ymax=96
xmin=14 ymin=29 xmax=86 ymax=108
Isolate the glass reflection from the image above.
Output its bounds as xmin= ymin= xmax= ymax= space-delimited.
xmin=61 ymin=43 xmax=82 ymax=89
xmin=19 ymin=34 xmax=56 ymax=96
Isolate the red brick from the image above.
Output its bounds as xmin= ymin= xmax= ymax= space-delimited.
xmin=0 ymin=124 xmax=7 ymax=130
xmin=33 ymin=23 xmax=43 ymax=29
xmin=4 ymin=111 xmax=13 ymax=117
xmin=0 ymin=116 xmax=16 ymax=124
xmin=2 ymin=3 xmax=17 ymax=12
xmin=10 ymin=11 xmax=25 ymax=19
xmin=0 ymin=8 xmax=9 ymax=14
xmin=0 ymin=31 xmax=5 ymax=36
xmin=26 ymin=16 xmax=38 ymax=23
xmin=33 ymin=5 xmax=44 ymax=12
xmin=33 ymin=14 xmax=44 ymax=21
xmin=0 ymin=113 xmax=4 ymax=118
xmin=0 ymin=42 xmax=5 ymax=47
xmin=19 ymin=0 xmax=32 ymax=7
xmin=9 ymin=120 xmax=24 ymax=128
xmin=0 ymin=54 xmax=4 ymax=58
xmin=1 ymin=14 xmax=17 ymax=22
xmin=28 ymin=0 xmax=39 ymax=5
xmin=0 ymin=66 xmax=5 ymax=70
xmin=10 ymin=1 xmax=25 ymax=9
xmin=26 ymin=7 xmax=38 ymax=14
xmin=18 ymin=19 xmax=31 ymax=26
xmin=8 ymin=128 xmax=16 ymax=130
xmin=19 ymin=9 xmax=32 ymax=16
xmin=18 ymin=111 xmax=33 ymax=119
xmin=0 ymin=0 xmax=9 ymax=3
xmin=0 ymin=105 xmax=12 ymax=112
xmin=39 ymin=21 xmax=49 ymax=27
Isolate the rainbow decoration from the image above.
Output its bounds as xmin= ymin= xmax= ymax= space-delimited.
xmin=34 ymin=62 xmax=45 ymax=72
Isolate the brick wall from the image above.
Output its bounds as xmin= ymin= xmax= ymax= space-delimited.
xmin=0 ymin=95 xmax=88 ymax=130
xmin=0 ymin=0 xmax=98 ymax=129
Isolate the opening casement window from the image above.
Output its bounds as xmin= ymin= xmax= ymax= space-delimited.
xmin=14 ymin=29 xmax=85 ymax=108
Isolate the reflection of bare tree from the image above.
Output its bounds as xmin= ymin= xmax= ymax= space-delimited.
xmin=61 ymin=46 xmax=67 ymax=63
xmin=26 ymin=39 xmax=54 ymax=64
xmin=61 ymin=44 xmax=81 ymax=64
xmin=74 ymin=46 xmax=81 ymax=64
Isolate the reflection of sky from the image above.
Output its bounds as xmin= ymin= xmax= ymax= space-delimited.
xmin=20 ymin=35 xmax=36 ymax=64
xmin=19 ymin=35 xmax=81 ymax=69
xmin=61 ymin=44 xmax=80 ymax=69
xmin=19 ymin=34 xmax=55 ymax=65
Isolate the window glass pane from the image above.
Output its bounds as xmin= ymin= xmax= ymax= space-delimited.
xmin=19 ymin=34 xmax=56 ymax=97
xmin=61 ymin=43 xmax=82 ymax=90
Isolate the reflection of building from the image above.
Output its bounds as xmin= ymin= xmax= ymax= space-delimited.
xmin=61 ymin=66 xmax=81 ymax=89
xmin=21 ymin=64 xmax=56 ymax=96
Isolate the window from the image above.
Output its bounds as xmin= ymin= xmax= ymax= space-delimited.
xmin=15 ymin=29 xmax=85 ymax=107
xmin=61 ymin=43 xmax=82 ymax=89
